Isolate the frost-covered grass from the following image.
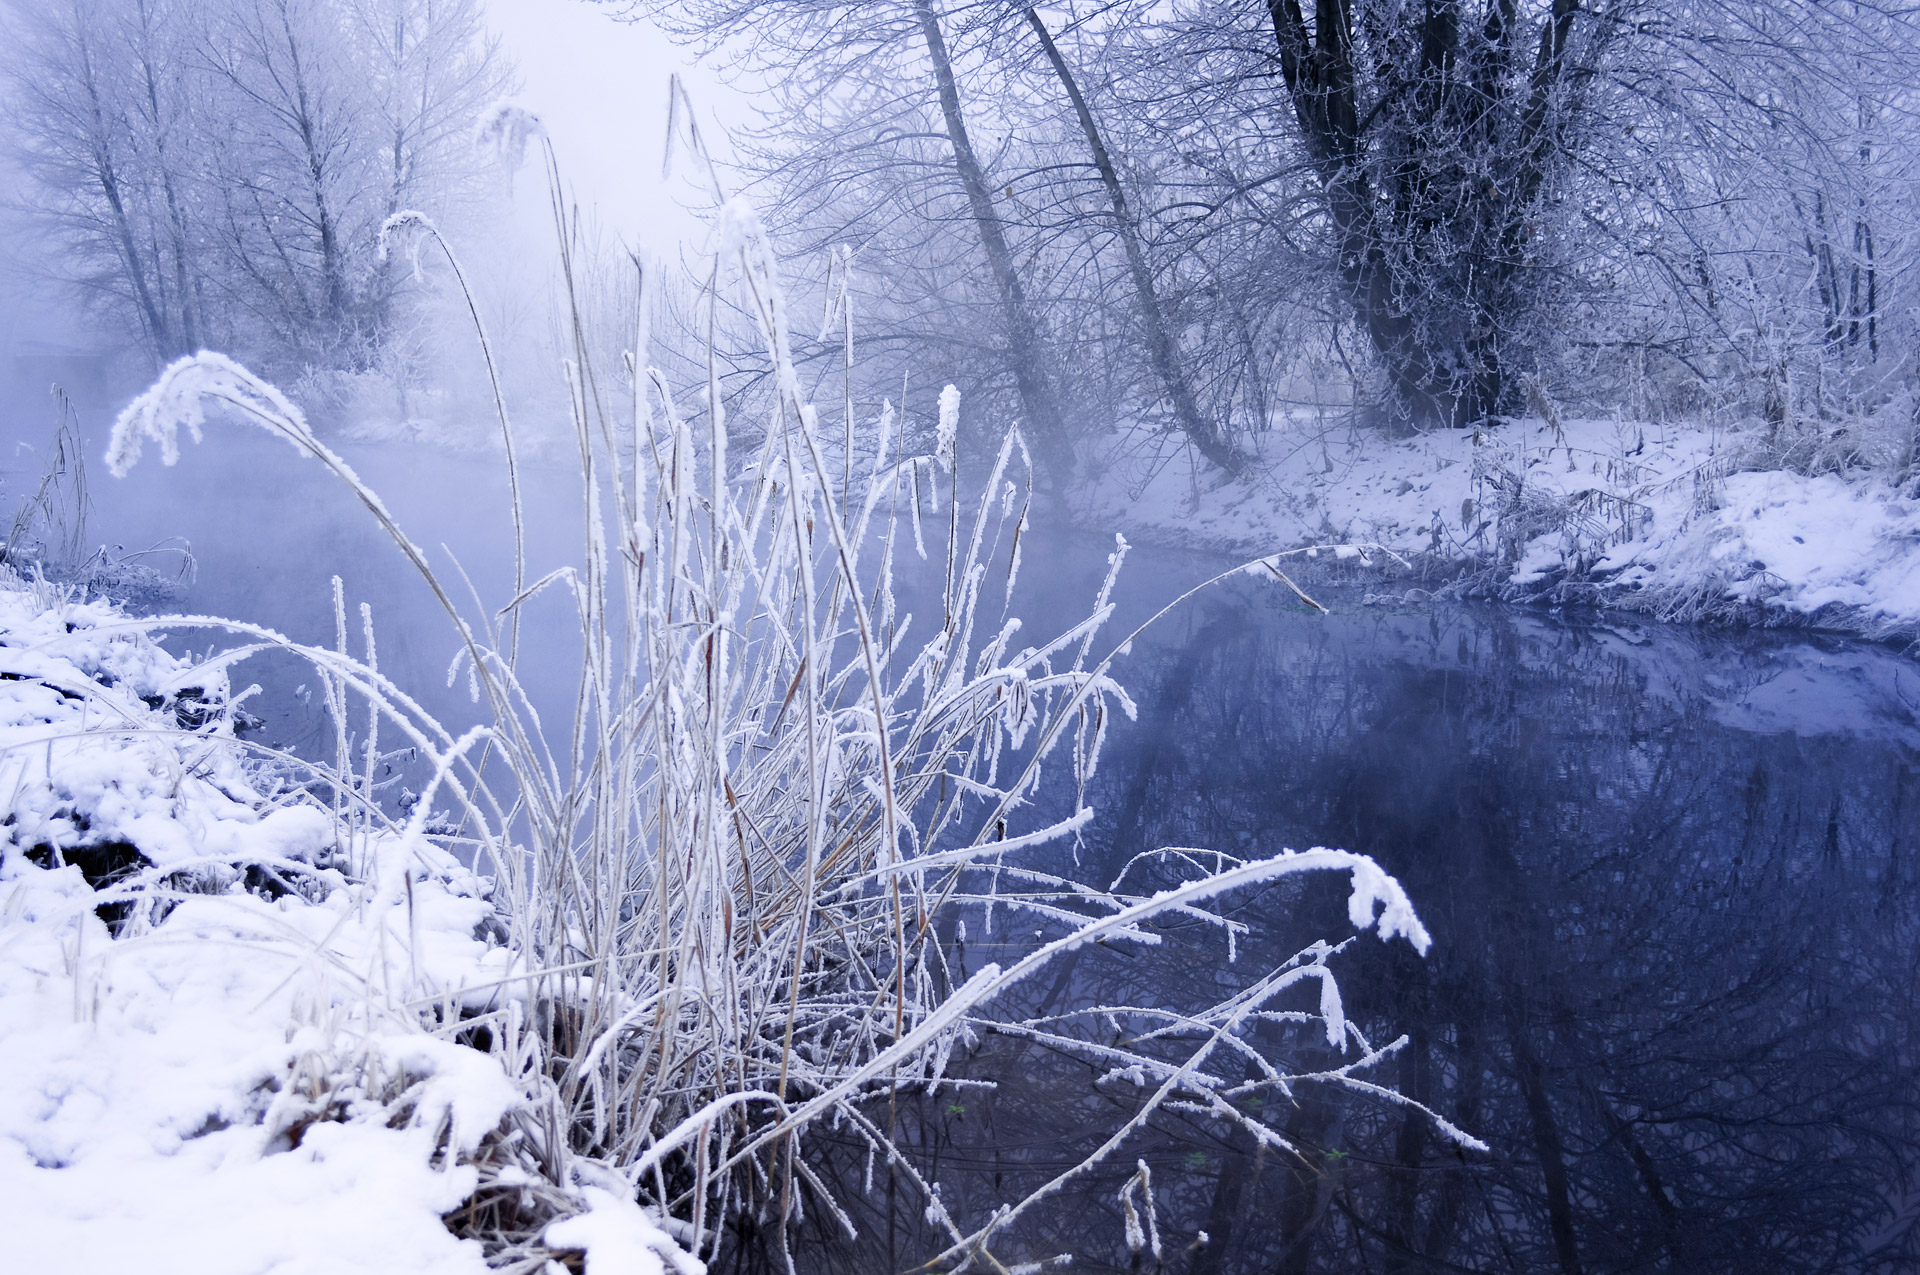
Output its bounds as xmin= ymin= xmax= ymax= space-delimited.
xmin=39 ymin=141 xmax=1473 ymax=1268
xmin=1084 ymin=415 xmax=1920 ymax=637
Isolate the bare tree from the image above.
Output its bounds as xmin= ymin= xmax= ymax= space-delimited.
xmin=2 ymin=0 xmax=512 ymax=373
xmin=1022 ymin=5 xmax=1247 ymax=475
xmin=343 ymin=0 xmax=512 ymax=223
xmin=201 ymin=0 xmax=373 ymax=358
xmin=1258 ymin=0 xmax=1601 ymax=431
xmin=913 ymin=0 xmax=1077 ymax=485
xmin=6 ymin=0 xmax=209 ymax=360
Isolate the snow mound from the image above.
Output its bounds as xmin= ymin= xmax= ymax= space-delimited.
xmin=0 ymin=577 xmax=690 ymax=1273
xmin=1597 ymin=469 xmax=1920 ymax=622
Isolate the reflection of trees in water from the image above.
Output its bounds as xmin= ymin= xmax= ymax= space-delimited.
xmin=743 ymin=600 xmax=1920 ymax=1273
xmin=1089 ymin=603 xmax=1920 ymax=1274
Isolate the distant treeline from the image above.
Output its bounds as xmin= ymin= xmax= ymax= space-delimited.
xmin=5 ymin=0 xmax=513 ymax=378
xmin=648 ymin=0 xmax=1920 ymax=483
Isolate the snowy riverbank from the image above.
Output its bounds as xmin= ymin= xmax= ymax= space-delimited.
xmin=1080 ymin=417 xmax=1920 ymax=640
xmin=0 ymin=578 xmax=694 ymax=1274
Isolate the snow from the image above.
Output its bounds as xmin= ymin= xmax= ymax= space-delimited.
xmin=545 ymin=1187 xmax=707 ymax=1275
xmin=1598 ymin=469 xmax=1920 ymax=619
xmin=1081 ymin=416 xmax=1920 ymax=634
xmin=0 ymin=576 xmax=692 ymax=1273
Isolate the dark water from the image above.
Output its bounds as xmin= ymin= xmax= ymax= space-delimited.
xmin=786 ymin=568 xmax=1920 ymax=1275
xmin=50 ymin=426 xmax=1920 ymax=1272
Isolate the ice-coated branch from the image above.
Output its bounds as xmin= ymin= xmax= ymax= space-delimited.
xmin=106 ymin=351 xmax=313 ymax=478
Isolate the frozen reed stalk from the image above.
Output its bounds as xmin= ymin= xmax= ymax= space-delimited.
xmin=1119 ymin=1159 xmax=1161 ymax=1262
xmin=378 ymin=208 xmax=527 ymax=661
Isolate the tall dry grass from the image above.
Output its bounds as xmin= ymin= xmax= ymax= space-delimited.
xmin=105 ymin=128 xmax=1472 ymax=1271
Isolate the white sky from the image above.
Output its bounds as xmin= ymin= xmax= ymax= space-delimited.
xmin=482 ymin=0 xmax=742 ymax=253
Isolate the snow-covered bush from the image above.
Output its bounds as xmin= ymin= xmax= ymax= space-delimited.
xmin=95 ymin=160 xmax=1473 ymax=1266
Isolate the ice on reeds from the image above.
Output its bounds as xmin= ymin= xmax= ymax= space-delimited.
xmin=936 ymin=382 xmax=961 ymax=472
xmin=1119 ymin=1159 xmax=1162 ymax=1260
xmin=474 ymin=100 xmax=546 ymax=170
xmin=105 ymin=351 xmax=314 ymax=477
xmin=378 ymin=209 xmax=437 ymax=282
xmin=73 ymin=181 xmax=1478 ymax=1268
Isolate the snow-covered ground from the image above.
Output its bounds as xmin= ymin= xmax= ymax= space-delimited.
xmin=0 ymin=579 xmax=693 ymax=1274
xmin=1081 ymin=417 xmax=1920 ymax=637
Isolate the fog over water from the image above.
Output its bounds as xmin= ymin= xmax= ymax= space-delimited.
xmin=79 ymin=430 xmax=581 ymax=752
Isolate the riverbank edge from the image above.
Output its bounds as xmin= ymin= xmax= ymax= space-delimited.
xmin=1073 ymin=416 xmax=1920 ymax=652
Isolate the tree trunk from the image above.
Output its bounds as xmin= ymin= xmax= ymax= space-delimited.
xmin=75 ymin=31 xmax=172 ymax=360
xmin=1024 ymin=9 xmax=1247 ymax=476
xmin=913 ymin=0 xmax=1075 ymax=489
xmin=1507 ymin=999 xmax=1584 ymax=1275
xmin=133 ymin=0 xmax=202 ymax=354
xmin=1265 ymin=0 xmax=1584 ymax=432
xmin=271 ymin=0 xmax=351 ymax=348
xmin=1273 ymin=1087 xmax=1337 ymax=1275
xmin=1381 ymin=1016 xmax=1431 ymax=1274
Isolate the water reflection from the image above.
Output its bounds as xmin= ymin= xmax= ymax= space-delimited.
xmin=773 ymin=585 xmax=1920 ymax=1274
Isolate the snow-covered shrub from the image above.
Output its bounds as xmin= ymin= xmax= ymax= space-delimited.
xmin=100 ymin=163 xmax=1473 ymax=1265
xmin=0 ymin=577 xmax=291 ymax=897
